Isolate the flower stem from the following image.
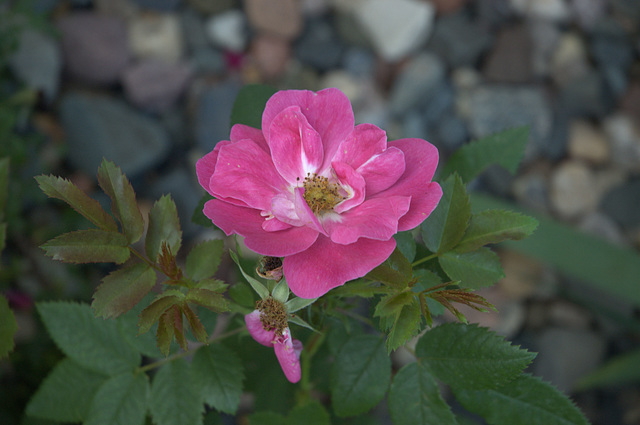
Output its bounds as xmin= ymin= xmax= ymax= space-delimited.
xmin=412 ymin=253 xmax=438 ymax=267
xmin=300 ymin=330 xmax=326 ymax=393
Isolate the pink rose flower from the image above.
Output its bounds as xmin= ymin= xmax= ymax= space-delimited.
xmin=245 ymin=310 xmax=303 ymax=383
xmin=197 ymin=88 xmax=442 ymax=298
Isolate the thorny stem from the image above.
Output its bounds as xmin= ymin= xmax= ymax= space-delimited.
xmin=412 ymin=253 xmax=438 ymax=267
xmin=135 ymin=326 xmax=244 ymax=374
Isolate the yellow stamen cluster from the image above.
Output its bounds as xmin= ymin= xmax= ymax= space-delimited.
xmin=302 ymin=172 xmax=344 ymax=214
xmin=257 ymin=297 xmax=288 ymax=336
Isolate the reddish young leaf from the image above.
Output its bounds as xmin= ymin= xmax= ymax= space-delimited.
xmin=145 ymin=195 xmax=182 ymax=262
xmin=181 ymin=304 xmax=208 ymax=343
xmin=138 ymin=292 xmax=183 ymax=334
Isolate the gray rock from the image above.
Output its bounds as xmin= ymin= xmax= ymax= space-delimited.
xmin=56 ymin=13 xmax=130 ymax=85
xmin=558 ymin=70 xmax=614 ymax=118
xmin=341 ymin=47 xmax=375 ymax=78
xmin=334 ymin=8 xmax=371 ymax=48
xmin=422 ymin=82 xmax=454 ymax=125
xmin=465 ymin=85 xmax=552 ymax=157
xmin=603 ymin=114 xmax=640 ymax=173
xmin=60 ymin=92 xmax=170 ymax=178
xmin=512 ymin=166 xmax=550 ymax=213
xmin=434 ymin=114 xmax=468 ymax=151
xmin=388 ymin=53 xmax=446 ymax=117
xmin=122 ymin=60 xmax=192 ymax=112
xmin=190 ymin=47 xmax=226 ymax=75
xmin=187 ymin=0 xmax=235 ymax=14
xmin=294 ymin=18 xmax=345 ymax=72
xmin=529 ymin=19 xmax=561 ymax=77
xmin=195 ymin=80 xmax=242 ymax=150
xmin=570 ymin=0 xmax=607 ymax=30
xmin=401 ymin=111 xmax=428 ymax=141
xmin=427 ymin=12 xmax=493 ymax=68
xmin=476 ymin=0 xmax=514 ymax=28
xmin=600 ymin=179 xmax=640 ymax=229
xmin=483 ymin=23 xmax=534 ymax=83
xmin=131 ymin=0 xmax=181 ymax=11
xmin=579 ymin=212 xmax=627 ymax=246
xmin=534 ymin=328 xmax=606 ymax=393
xmin=9 ymin=29 xmax=61 ymax=102
xmin=180 ymin=8 xmax=210 ymax=53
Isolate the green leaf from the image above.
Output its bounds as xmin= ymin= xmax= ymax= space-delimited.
xmin=575 ymin=348 xmax=640 ymax=390
xmin=394 ymin=231 xmax=417 ymax=262
xmin=386 ymin=298 xmax=422 ymax=352
xmin=421 ymin=173 xmax=470 ymax=253
xmin=0 ymin=157 xmax=9 ymax=216
xmin=35 ymin=175 xmax=118 ymax=232
xmin=192 ymin=344 xmax=244 ymax=414
xmin=186 ymin=288 xmax=229 ymax=312
xmin=117 ymin=296 xmax=162 ymax=358
xmin=26 ymin=358 xmax=107 ymax=422
xmin=195 ymin=278 xmax=228 ymax=293
xmin=439 ymin=248 xmax=504 ymax=289
xmin=440 ymin=126 xmax=529 ymax=183
xmin=330 ymin=335 xmax=391 ymax=417
xmin=138 ymin=292 xmax=184 ymax=334
xmin=0 ymin=293 xmax=17 ymax=359
xmin=41 ymin=229 xmax=130 ymax=264
xmin=455 ymin=374 xmax=589 ymax=425
xmin=186 ymin=239 xmax=225 ymax=281
xmin=455 ymin=209 xmax=538 ymax=253
xmin=287 ymin=314 xmax=319 ymax=333
xmin=85 ymin=372 xmax=149 ymax=425
xmin=366 ymin=247 xmax=413 ymax=288
xmin=150 ymin=358 xmax=203 ymax=425
xmin=250 ymin=412 xmax=286 ymax=425
xmin=287 ymin=400 xmax=331 ymax=425
xmin=37 ymin=302 xmax=141 ymax=375
xmin=230 ymin=84 xmax=277 ymax=129
xmin=192 ymin=193 xmax=215 ymax=228
xmin=416 ymin=323 xmax=535 ymax=390
xmin=284 ymin=296 xmax=317 ymax=313
xmin=412 ymin=268 xmax=443 ymax=292
xmin=92 ymin=262 xmax=157 ymax=318
xmin=0 ymin=222 xmax=6 ymax=254
xmin=272 ymin=279 xmax=289 ymax=303
xmin=229 ymin=250 xmax=270 ymax=300
xmin=388 ymin=362 xmax=458 ymax=425
xmin=146 ymin=195 xmax=182 ymax=261
xmin=374 ymin=291 xmax=414 ymax=317
xmin=97 ymin=159 xmax=144 ymax=244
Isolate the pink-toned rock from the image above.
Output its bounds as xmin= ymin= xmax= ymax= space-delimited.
xmin=122 ymin=60 xmax=192 ymax=112
xmin=244 ymin=0 xmax=303 ymax=40
xmin=250 ymin=34 xmax=291 ymax=80
xmin=429 ymin=0 xmax=468 ymax=15
xmin=56 ymin=13 xmax=130 ymax=85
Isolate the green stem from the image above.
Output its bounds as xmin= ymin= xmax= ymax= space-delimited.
xmin=412 ymin=253 xmax=438 ymax=267
xmin=300 ymin=330 xmax=327 ymax=393
xmin=129 ymin=247 xmax=164 ymax=274
xmin=335 ymin=308 xmax=375 ymax=327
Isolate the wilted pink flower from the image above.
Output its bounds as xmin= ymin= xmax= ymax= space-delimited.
xmin=245 ymin=309 xmax=303 ymax=383
xmin=197 ymin=88 xmax=442 ymax=298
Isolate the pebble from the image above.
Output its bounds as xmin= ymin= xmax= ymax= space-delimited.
xmin=189 ymin=48 xmax=226 ymax=75
xmin=570 ymin=0 xmax=608 ymax=30
xmin=427 ymin=13 xmax=493 ymax=69
xmin=294 ymin=18 xmax=345 ymax=72
xmin=122 ymin=60 xmax=192 ymax=112
xmin=498 ymin=250 xmax=544 ymax=300
xmin=187 ymin=0 xmax=235 ymax=15
xmin=244 ymin=0 xmax=303 ymax=40
xmin=341 ymin=47 xmax=375 ymax=78
xmin=129 ymin=12 xmax=184 ymax=63
xmin=558 ymin=70 xmax=613 ymax=118
xmin=250 ymin=34 xmax=292 ymax=80
xmin=600 ymin=179 xmax=640 ymax=230
xmin=483 ymin=24 xmax=533 ymax=83
xmin=603 ymin=114 xmax=640 ymax=173
xmin=195 ymin=80 xmax=242 ymax=150
xmin=8 ymin=29 xmax=61 ymax=103
xmin=567 ymin=120 xmax=610 ymax=165
xmin=550 ymin=160 xmax=599 ymax=220
xmin=205 ymin=10 xmax=248 ymax=53
xmin=579 ymin=212 xmax=628 ymax=246
xmin=512 ymin=162 xmax=551 ymax=213
xmin=429 ymin=0 xmax=468 ymax=15
xmin=94 ymin=0 xmax=139 ymax=19
xmin=59 ymin=92 xmax=170 ymax=178
xmin=354 ymin=0 xmax=435 ymax=62
xmin=510 ymin=0 xmax=571 ymax=22
xmin=388 ymin=53 xmax=446 ymax=117
xmin=529 ymin=19 xmax=561 ymax=77
xmin=550 ymin=32 xmax=590 ymax=88
xmin=180 ymin=8 xmax=210 ymax=53
xmin=131 ymin=0 xmax=181 ymax=11
xmin=434 ymin=113 xmax=468 ymax=151
xmin=56 ymin=13 xmax=130 ymax=85
xmin=620 ymin=82 xmax=640 ymax=126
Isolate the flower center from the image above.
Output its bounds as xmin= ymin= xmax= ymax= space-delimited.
xmin=256 ymin=297 xmax=288 ymax=336
xmin=302 ymin=172 xmax=345 ymax=214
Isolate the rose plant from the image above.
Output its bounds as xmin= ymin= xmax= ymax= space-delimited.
xmin=23 ymin=85 xmax=590 ymax=425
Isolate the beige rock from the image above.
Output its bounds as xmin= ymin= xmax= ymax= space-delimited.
xmin=245 ymin=0 xmax=303 ymax=40
xmin=550 ymin=160 xmax=599 ymax=219
xmin=568 ymin=120 xmax=610 ymax=164
xmin=250 ymin=33 xmax=291 ymax=80
xmin=129 ymin=12 xmax=183 ymax=63
xmin=603 ymin=113 xmax=640 ymax=173
xmin=498 ymin=250 xmax=544 ymax=300
xmin=551 ymin=32 xmax=589 ymax=87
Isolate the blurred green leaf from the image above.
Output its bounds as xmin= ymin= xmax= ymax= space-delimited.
xmin=386 ymin=298 xmax=421 ymax=353
xmin=192 ymin=344 xmax=244 ymax=414
xmin=575 ymin=348 xmax=640 ymax=390
xmin=422 ymin=173 xmax=470 ymax=254
xmin=150 ymin=359 xmax=203 ymax=425
xmin=374 ymin=291 xmax=414 ymax=318
xmin=416 ymin=323 xmax=535 ymax=390
xmin=394 ymin=231 xmax=417 ymax=262
xmin=117 ymin=295 xmax=162 ymax=358
xmin=0 ymin=222 xmax=5 ymax=254
xmin=37 ymin=302 xmax=141 ymax=375
xmin=229 ymin=250 xmax=270 ymax=300
xmin=471 ymin=193 xmax=640 ymax=308
xmin=146 ymin=195 xmax=182 ymax=261
xmin=331 ymin=335 xmax=390 ymax=417
xmin=287 ymin=400 xmax=331 ymax=425
xmin=388 ymin=362 xmax=458 ymax=425
xmin=35 ymin=175 xmax=118 ymax=232
xmin=441 ymin=126 xmax=529 ymax=183
xmin=455 ymin=209 xmax=538 ymax=253
xmin=92 ymin=262 xmax=156 ymax=319
xmin=439 ymin=248 xmax=504 ymax=289
xmin=192 ymin=194 xmax=215 ymax=228
xmin=41 ymin=229 xmax=130 ymax=264
xmin=366 ymin=247 xmax=413 ymax=288
xmin=230 ymin=84 xmax=277 ymax=129
xmin=284 ymin=296 xmax=317 ymax=313
xmin=186 ymin=239 xmax=225 ymax=281
xmin=0 ymin=293 xmax=17 ymax=359
xmin=85 ymin=373 xmax=149 ymax=425
xmin=25 ymin=358 xmax=107 ymax=422
xmin=97 ymin=159 xmax=144 ymax=244
xmin=250 ymin=412 xmax=286 ymax=425
xmin=0 ymin=157 xmax=9 ymax=216
xmin=455 ymin=374 xmax=589 ymax=425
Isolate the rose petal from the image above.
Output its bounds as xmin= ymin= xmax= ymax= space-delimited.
xmin=230 ymin=123 xmax=269 ymax=153
xmin=268 ymin=106 xmax=324 ymax=183
xmin=274 ymin=329 xmax=302 ymax=383
xmin=283 ymin=235 xmax=396 ymax=298
xmin=332 ymin=161 xmax=365 ymax=213
xmin=245 ymin=310 xmax=275 ymax=347
xmin=293 ymin=187 xmax=328 ymax=236
xmin=325 ymin=196 xmax=411 ymax=245
xmin=196 ymin=140 xmax=232 ymax=196
xmin=262 ymin=88 xmax=354 ymax=172
xmin=398 ymin=181 xmax=442 ymax=231
xmin=332 ymin=123 xmax=387 ymax=170
xmin=204 ymin=199 xmax=318 ymax=256
xmin=209 ymin=139 xmax=288 ymax=211
xmin=357 ymin=147 xmax=406 ymax=196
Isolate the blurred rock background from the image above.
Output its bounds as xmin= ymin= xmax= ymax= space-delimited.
xmin=1 ymin=0 xmax=640 ymax=424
